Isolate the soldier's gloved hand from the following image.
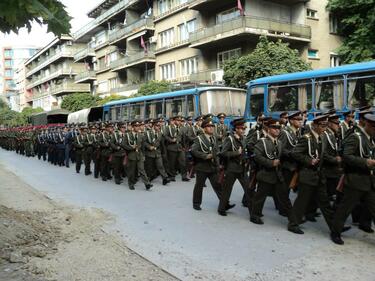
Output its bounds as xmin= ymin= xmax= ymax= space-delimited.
xmin=311 ymin=158 xmax=320 ymax=166
xmin=336 ymin=156 xmax=342 ymax=163
xmin=366 ymin=159 xmax=375 ymax=168
xmin=272 ymin=159 xmax=280 ymax=167
xmin=206 ymin=154 xmax=213 ymax=160
xmin=238 ymin=147 xmax=243 ymax=155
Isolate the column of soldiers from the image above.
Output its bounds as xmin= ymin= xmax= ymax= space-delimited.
xmin=1 ymin=109 xmax=375 ymax=245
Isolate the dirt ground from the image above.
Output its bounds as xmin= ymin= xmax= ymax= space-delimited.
xmin=0 ymin=166 xmax=178 ymax=281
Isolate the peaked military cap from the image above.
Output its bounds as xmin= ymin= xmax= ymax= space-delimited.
xmin=131 ymin=120 xmax=141 ymax=126
xmin=313 ymin=114 xmax=329 ymax=124
xmin=364 ymin=113 xmax=375 ymax=123
xmin=231 ymin=118 xmax=246 ymax=128
xmin=279 ymin=111 xmax=288 ymax=118
xmin=288 ymin=111 xmax=302 ymax=120
xmin=201 ymin=118 xmax=215 ymax=128
xmin=266 ymin=119 xmax=282 ymax=129
xmin=217 ymin=113 xmax=226 ymax=118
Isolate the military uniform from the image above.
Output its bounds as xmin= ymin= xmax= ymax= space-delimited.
xmin=73 ymin=128 xmax=86 ymax=173
xmin=109 ymin=127 xmax=126 ymax=184
xmin=191 ymin=119 xmax=222 ymax=210
xmin=331 ymin=114 xmax=375 ymax=244
xmin=98 ymin=126 xmax=112 ymax=181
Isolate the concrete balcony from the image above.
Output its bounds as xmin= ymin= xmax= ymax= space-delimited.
xmin=73 ymin=0 xmax=129 ymax=40
xmin=108 ymin=18 xmax=154 ymax=45
xmin=189 ymin=0 xmax=235 ymax=11
xmin=109 ymin=84 xmax=140 ymax=94
xmin=33 ymin=82 xmax=90 ymax=99
xmin=189 ymin=16 xmax=311 ymax=49
xmin=110 ymin=51 xmax=155 ymax=71
xmin=26 ymin=67 xmax=81 ymax=89
xmin=74 ymin=47 xmax=95 ymax=62
xmin=154 ymin=0 xmax=190 ymax=22
xmin=75 ymin=70 xmax=97 ymax=83
xmin=155 ymin=40 xmax=190 ymax=54
xmin=26 ymin=47 xmax=78 ymax=78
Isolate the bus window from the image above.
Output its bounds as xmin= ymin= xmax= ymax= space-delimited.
xmin=145 ymin=100 xmax=163 ymax=119
xmin=130 ymin=102 xmax=145 ymax=120
xmin=110 ymin=106 xmax=122 ymax=121
xmin=165 ymin=97 xmax=186 ymax=118
xmin=187 ymin=95 xmax=195 ymax=116
xmin=200 ymin=90 xmax=246 ymax=116
xmin=347 ymin=74 xmax=375 ymax=109
xmin=249 ymin=87 xmax=264 ymax=117
xmin=268 ymin=82 xmax=313 ymax=112
xmin=315 ymin=78 xmax=344 ymax=110
xmin=122 ymin=105 xmax=129 ymax=121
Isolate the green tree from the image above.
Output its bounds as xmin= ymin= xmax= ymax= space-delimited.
xmin=0 ymin=0 xmax=72 ymax=36
xmin=327 ymin=0 xmax=375 ymax=63
xmin=61 ymin=93 xmax=98 ymax=112
xmin=96 ymin=94 xmax=126 ymax=106
xmin=135 ymin=80 xmax=172 ymax=97
xmin=223 ymin=36 xmax=311 ymax=88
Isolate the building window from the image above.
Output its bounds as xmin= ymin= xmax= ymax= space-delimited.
xmin=180 ymin=57 xmax=198 ymax=76
xmin=216 ymin=7 xmax=240 ymax=24
xmin=308 ymin=49 xmax=319 ymax=59
xmin=108 ymin=51 xmax=118 ymax=63
xmin=159 ymin=28 xmax=174 ymax=48
xmin=158 ymin=0 xmax=186 ymax=14
xmin=5 ymin=70 xmax=14 ymax=77
xmin=178 ymin=19 xmax=196 ymax=42
xmin=4 ymin=59 xmax=13 ymax=67
xmin=306 ymin=9 xmax=318 ymax=19
xmin=145 ymin=69 xmax=155 ymax=81
xmin=160 ymin=62 xmax=176 ymax=80
xmin=217 ymin=48 xmax=241 ymax=69
xmin=4 ymin=49 xmax=13 ymax=57
xmin=330 ymin=54 xmax=341 ymax=67
xmin=97 ymin=81 xmax=108 ymax=94
xmin=329 ymin=14 xmax=339 ymax=34
xmin=109 ymin=78 xmax=118 ymax=89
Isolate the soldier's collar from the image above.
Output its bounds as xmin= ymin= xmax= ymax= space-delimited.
xmin=358 ymin=124 xmax=371 ymax=141
xmin=310 ymin=128 xmax=320 ymax=141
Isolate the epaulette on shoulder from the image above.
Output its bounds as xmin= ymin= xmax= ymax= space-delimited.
xmin=354 ymin=132 xmax=361 ymax=136
xmin=259 ymin=137 xmax=267 ymax=140
xmin=303 ymin=133 xmax=311 ymax=139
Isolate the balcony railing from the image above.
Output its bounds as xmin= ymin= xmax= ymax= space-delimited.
xmin=74 ymin=70 xmax=96 ymax=83
xmin=73 ymin=0 xmax=129 ymax=40
xmin=74 ymin=47 xmax=95 ymax=62
xmin=33 ymin=82 xmax=90 ymax=99
xmin=189 ymin=16 xmax=311 ymax=47
xmin=26 ymin=67 xmax=80 ymax=89
xmin=190 ymin=69 xmax=221 ymax=83
xmin=26 ymin=47 xmax=77 ymax=77
xmin=155 ymin=39 xmax=189 ymax=54
xmin=110 ymin=51 xmax=156 ymax=70
xmin=154 ymin=0 xmax=190 ymax=22
xmin=109 ymin=84 xmax=140 ymax=94
xmin=108 ymin=18 xmax=154 ymax=44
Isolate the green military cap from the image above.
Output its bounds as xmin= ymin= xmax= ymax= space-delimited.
xmin=288 ymin=111 xmax=302 ymax=120
xmin=313 ymin=114 xmax=329 ymax=125
xmin=364 ymin=113 xmax=375 ymax=124
xmin=279 ymin=111 xmax=288 ymax=118
xmin=265 ymin=118 xmax=282 ymax=129
xmin=131 ymin=120 xmax=141 ymax=126
xmin=201 ymin=118 xmax=215 ymax=128
xmin=217 ymin=113 xmax=226 ymax=118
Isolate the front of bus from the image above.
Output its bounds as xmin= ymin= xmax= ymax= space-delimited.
xmin=198 ymin=87 xmax=247 ymax=127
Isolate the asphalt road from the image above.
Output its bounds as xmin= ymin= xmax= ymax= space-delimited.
xmin=1 ymin=149 xmax=375 ymax=281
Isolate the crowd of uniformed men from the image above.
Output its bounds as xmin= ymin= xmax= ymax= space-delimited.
xmin=1 ymin=108 xmax=375 ymax=245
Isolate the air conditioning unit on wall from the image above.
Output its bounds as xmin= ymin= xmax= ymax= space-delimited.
xmin=210 ymin=70 xmax=224 ymax=84
xmin=149 ymin=36 xmax=157 ymax=44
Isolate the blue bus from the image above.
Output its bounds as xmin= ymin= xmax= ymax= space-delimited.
xmin=245 ymin=60 xmax=375 ymax=121
xmin=103 ymin=86 xmax=247 ymax=123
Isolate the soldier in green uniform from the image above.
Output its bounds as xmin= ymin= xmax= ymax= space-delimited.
xmin=278 ymin=111 xmax=302 ymax=194
xmin=73 ymin=125 xmax=87 ymax=174
xmin=290 ymin=115 xmax=335 ymax=233
xmin=83 ymin=124 xmax=95 ymax=176
xmin=217 ymin=118 xmax=250 ymax=216
xmin=340 ymin=110 xmax=355 ymax=140
xmin=91 ymin=123 xmax=101 ymax=179
xmin=249 ymin=119 xmax=303 ymax=234
xmin=110 ymin=122 xmax=126 ymax=184
xmin=164 ymin=115 xmax=189 ymax=182
xmin=123 ymin=120 xmax=152 ymax=190
xmin=191 ymin=118 xmax=225 ymax=211
xmin=331 ymin=113 xmax=375 ymax=245
xmin=98 ymin=123 xmax=113 ymax=181
xmin=215 ymin=113 xmax=228 ymax=148
xmin=143 ymin=119 xmax=170 ymax=185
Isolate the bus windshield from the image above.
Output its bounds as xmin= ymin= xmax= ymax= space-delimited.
xmin=200 ymin=89 xmax=246 ymax=116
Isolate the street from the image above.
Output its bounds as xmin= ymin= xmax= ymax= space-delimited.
xmin=1 ymin=148 xmax=375 ymax=281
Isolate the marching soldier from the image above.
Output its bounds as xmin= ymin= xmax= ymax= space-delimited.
xmin=289 ymin=115 xmax=336 ymax=233
xmin=331 ymin=113 xmax=375 ymax=245
xmin=98 ymin=123 xmax=113 ymax=181
xmin=250 ymin=119 xmax=303 ymax=234
xmin=217 ymin=118 xmax=250 ymax=216
xmin=278 ymin=111 xmax=302 ymax=193
xmin=164 ymin=115 xmax=189 ymax=182
xmin=215 ymin=113 xmax=228 ymax=147
xmin=73 ymin=125 xmax=87 ymax=174
xmin=143 ymin=119 xmax=170 ymax=185
xmin=123 ymin=120 xmax=153 ymax=190
xmin=110 ymin=122 xmax=126 ymax=184
xmin=191 ymin=118 xmax=224 ymax=211
xmin=83 ymin=124 xmax=96 ymax=176
xmin=91 ymin=123 xmax=101 ymax=179
xmin=340 ymin=110 xmax=355 ymax=140
xmin=279 ymin=112 xmax=288 ymax=128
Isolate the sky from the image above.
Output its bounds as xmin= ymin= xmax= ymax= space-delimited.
xmin=0 ymin=0 xmax=103 ymax=48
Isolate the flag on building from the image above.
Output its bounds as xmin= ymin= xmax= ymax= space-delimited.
xmin=237 ymin=0 xmax=244 ymax=16
xmin=141 ymin=36 xmax=147 ymax=54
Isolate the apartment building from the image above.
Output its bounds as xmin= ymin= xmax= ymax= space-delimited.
xmin=0 ymin=46 xmax=39 ymax=109
xmin=69 ymin=0 xmax=341 ymax=97
xmin=24 ymin=35 xmax=90 ymax=111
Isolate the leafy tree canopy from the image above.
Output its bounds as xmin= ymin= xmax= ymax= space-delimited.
xmin=135 ymin=80 xmax=172 ymax=97
xmin=327 ymin=0 xmax=375 ymax=63
xmin=223 ymin=36 xmax=311 ymax=88
xmin=96 ymin=94 xmax=126 ymax=106
xmin=61 ymin=93 xmax=98 ymax=112
xmin=0 ymin=0 xmax=72 ymax=36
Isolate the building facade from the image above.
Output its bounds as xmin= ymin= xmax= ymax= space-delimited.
xmin=70 ymin=0 xmax=342 ymax=97
xmin=0 ymin=46 xmax=39 ymax=110
xmin=24 ymin=35 xmax=91 ymax=111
